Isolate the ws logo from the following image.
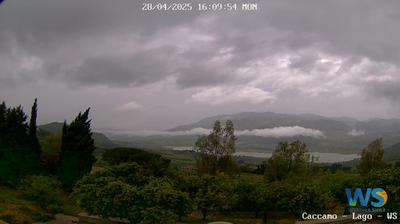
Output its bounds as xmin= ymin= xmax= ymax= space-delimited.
xmin=345 ymin=188 xmax=387 ymax=207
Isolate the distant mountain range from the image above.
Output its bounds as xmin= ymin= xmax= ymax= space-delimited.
xmin=168 ymin=112 xmax=354 ymax=134
xmin=168 ymin=112 xmax=400 ymax=135
xmin=38 ymin=122 xmax=118 ymax=149
xmin=111 ymin=112 xmax=400 ymax=156
xmin=38 ymin=111 xmax=400 ymax=162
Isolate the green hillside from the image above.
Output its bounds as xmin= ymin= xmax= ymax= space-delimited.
xmin=39 ymin=122 xmax=117 ymax=148
xmin=384 ymin=142 xmax=400 ymax=162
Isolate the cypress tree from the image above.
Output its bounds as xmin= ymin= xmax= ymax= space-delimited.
xmin=0 ymin=102 xmax=8 ymax=183
xmin=61 ymin=120 xmax=68 ymax=150
xmin=0 ymin=100 xmax=42 ymax=184
xmin=58 ymin=108 xmax=96 ymax=190
xmin=0 ymin=102 xmax=6 ymax=141
xmin=29 ymin=98 xmax=40 ymax=152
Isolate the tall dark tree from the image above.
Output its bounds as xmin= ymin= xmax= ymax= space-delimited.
xmin=29 ymin=98 xmax=40 ymax=152
xmin=0 ymin=100 xmax=42 ymax=184
xmin=0 ymin=102 xmax=6 ymax=139
xmin=58 ymin=108 xmax=96 ymax=190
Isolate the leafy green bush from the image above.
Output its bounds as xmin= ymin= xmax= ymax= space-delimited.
xmin=140 ymin=207 xmax=177 ymax=224
xmin=194 ymin=174 xmax=237 ymax=221
xmin=102 ymin=147 xmax=171 ymax=176
xmin=18 ymin=175 xmax=63 ymax=213
xmin=72 ymin=163 xmax=193 ymax=223
xmin=365 ymin=167 xmax=400 ymax=212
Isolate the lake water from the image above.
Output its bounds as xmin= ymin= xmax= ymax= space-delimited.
xmin=167 ymin=146 xmax=360 ymax=163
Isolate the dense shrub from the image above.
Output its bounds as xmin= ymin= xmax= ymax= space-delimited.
xmin=72 ymin=163 xmax=193 ymax=223
xmin=0 ymin=101 xmax=43 ymax=185
xmin=194 ymin=174 xmax=238 ymax=221
xmin=19 ymin=175 xmax=63 ymax=213
xmin=102 ymin=147 xmax=171 ymax=176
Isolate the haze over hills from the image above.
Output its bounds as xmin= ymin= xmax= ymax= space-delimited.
xmin=37 ymin=112 xmax=400 ymax=162
xmin=168 ymin=112 xmax=354 ymax=134
xmin=384 ymin=142 xmax=400 ymax=162
xmin=109 ymin=112 xmax=400 ymax=155
xmin=38 ymin=122 xmax=118 ymax=149
xmin=37 ymin=113 xmax=400 ymax=160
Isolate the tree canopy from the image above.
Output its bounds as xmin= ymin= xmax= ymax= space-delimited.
xmin=58 ymin=108 xmax=96 ymax=190
xmin=102 ymin=147 xmax=171 ymax=176
xmin=72 ymin=163 xmax=193 ymax=224
xmin=359 ymin=138 xmax=386 ymax=174
xmin=194 ymin=120 xmax=239 ymax=175
xmin=265 ymin=140 xmax=309 ymax=181
xmin=0 ymin=100 xmax=42 ymax=185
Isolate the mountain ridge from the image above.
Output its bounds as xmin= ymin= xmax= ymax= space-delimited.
xmin=39 ymin=122 xmax=118 ymax=149
xmin=138 ymin=111 xmax=400 ymax=154
xmin=168 ymin=111 xmax=353 ymax=133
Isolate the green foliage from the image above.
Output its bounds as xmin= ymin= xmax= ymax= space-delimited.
xmin=40 ymin=132 xmax=62 ymax=175
xmin=72 ymin=165 xmax=140 ymax=220
xmin=365 ymin=167 xmax=400 ymax=211
xmin=265 ymin=140 xmax=309 ymax=181
xmin=58 ymin=108 xmax=96 ymax=190
xmin=169 ymin=170 xmax=201 ymax=197
xmin=29 ymin=98 xmax=41 ymax=154
xmin=359 ymin=138 xmax=386 ymax=174
xmin=234 ymin=181 xmax=258 ymax=213
xmin=72 ymin=163 xmax=193 ymax=223
xmin=18 ymin=175 xmax=63 ymax=213
xmin=193 ymin=174 xmax=237 ymax=221
xmin=252 ymin=179 xmax=335 ymax=224
xmin=194 ymin=120 xmax=239 ymax=175
xmin=140 ymin=207 xmax=177 ymax=224
xmin=287 ymin=183 xmax=335 ymax=215
xmin=0 ymin=100 xmax=43 ymax=185
xmin=102 ymin=147 xmax=171 ymax=176
xmin=138 ymin=178 xmax=193 ymax=222
xmin=317 ymin=171 xmax=361 ymax=205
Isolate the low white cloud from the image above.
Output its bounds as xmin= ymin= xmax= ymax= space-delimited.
xmin=163 ymin=128 xmax=211 ymax=136
xmin=237 ymin=126 xmax=325 ymax=138
xmin=114 ymin=127 xmax=211 ymax=136
xmin=191 ymin=86 xmax=275 ymax=105
xmin=125 ymin=126 xmax=325 ymax=138
xmin=115 ymin=101 xmax=143 ymax=111
xmin=348 ymin=129 xmax=365 ymax=136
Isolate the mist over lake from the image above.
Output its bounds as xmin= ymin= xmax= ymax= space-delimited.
xmin=168 ymin=146 xmax=360 ymax=163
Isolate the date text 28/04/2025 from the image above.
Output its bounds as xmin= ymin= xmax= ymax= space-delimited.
xmin=141 ymin=2 xmax=258 ymax=12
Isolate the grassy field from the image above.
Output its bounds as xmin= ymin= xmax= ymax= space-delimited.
xmin=0 ymin=186 xmax=80 ymax=223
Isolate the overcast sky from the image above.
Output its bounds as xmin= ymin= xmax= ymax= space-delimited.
xmin=1 ymin=0 xmax=400 ymax=131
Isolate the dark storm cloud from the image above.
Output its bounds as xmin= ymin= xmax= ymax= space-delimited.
xmin=176 ymin=65 xmax=234 ymax=88
xmin=64 ymin=48 xmax=177 ymax=87
xmin=366 ymin=80 xmax=400 ymax=103
xmin=0 ymin=0 xmax=198 ymax=48
xmin=2 ymin=1 xmax=399 ymax=83
xmin=206 ymin=0 xmax=400 ymax=103
xmin=0 ymin=0 xmax=202 ymax=86
xmin=261 ymin=0 xmax=400 ymax=64
xmin=1 ymin=0 xmax=400 ymax=105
